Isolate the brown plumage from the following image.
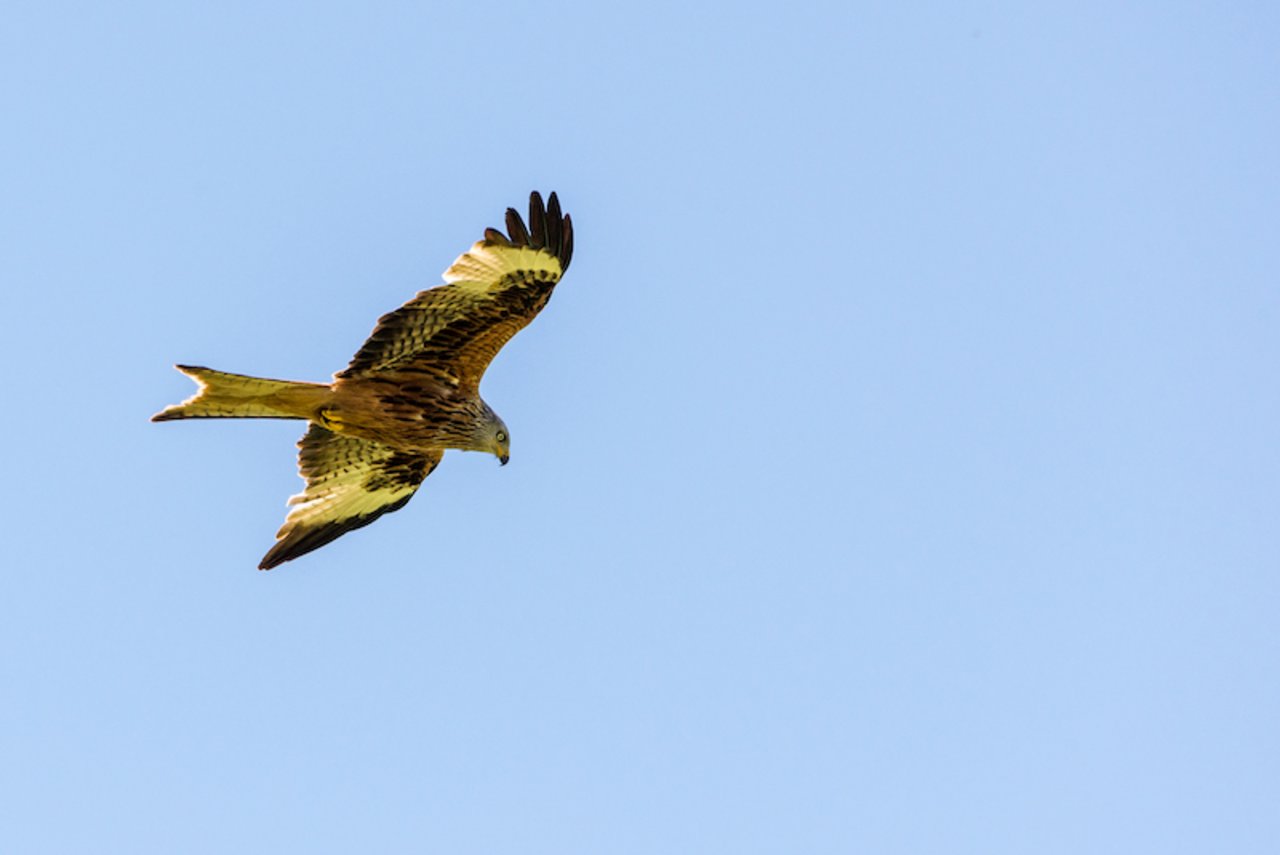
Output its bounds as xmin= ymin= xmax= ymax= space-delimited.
xmin=153 ymin=192 xmax=573 ymax=569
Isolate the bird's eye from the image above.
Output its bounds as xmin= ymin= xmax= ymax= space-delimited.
xmin=496 ymin=431 xmax=507 ymax=443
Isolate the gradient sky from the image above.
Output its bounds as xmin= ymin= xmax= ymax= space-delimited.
xmin=3 ymin=3 xmax=1278 ymax=853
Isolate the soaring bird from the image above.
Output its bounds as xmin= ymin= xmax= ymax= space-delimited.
xmin=153 ymin=191 xmax=573 ymax=569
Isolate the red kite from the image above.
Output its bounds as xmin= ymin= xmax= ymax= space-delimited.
xmin=154 ymin=192 xmax=573 ymax=569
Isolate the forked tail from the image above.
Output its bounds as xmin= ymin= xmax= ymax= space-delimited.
xmin=151 ymin=365 xmax=331 ymax=422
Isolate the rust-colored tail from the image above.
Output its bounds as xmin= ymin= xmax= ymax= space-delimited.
xmin=151 ymin=365 xmax=331 ymax=422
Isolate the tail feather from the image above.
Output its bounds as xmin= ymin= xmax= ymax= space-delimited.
xmin=152 ymin=365 xmax=330 ymax=422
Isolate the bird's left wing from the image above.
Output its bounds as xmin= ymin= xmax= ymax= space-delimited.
xmin=337 ymin=191 xmax=573 ymax=390
xmin=259 ymin=424 xmax=441 ymax=569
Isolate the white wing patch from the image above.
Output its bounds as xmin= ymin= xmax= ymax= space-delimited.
xmin=281 ymin=462 xmax=414 ymax=525
xmin=442 ymin=242 xmax=564 ymax=292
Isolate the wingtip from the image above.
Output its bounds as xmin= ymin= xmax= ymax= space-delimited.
xmin=258 ymin=542 xmax=292 ymax=570
xmin=561 ymin=212 xmax=574 ymax=271
xmin=258 ymin=533 xmax=296 ymax=570
xmin=458 ymin=191 xmax=571 ymax=278
xmin=502 ymin=191 xmax=572 ymax=271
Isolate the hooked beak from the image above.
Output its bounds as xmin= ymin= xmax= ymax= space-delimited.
xmin=499 ymin=454 xmax=509 ymax=466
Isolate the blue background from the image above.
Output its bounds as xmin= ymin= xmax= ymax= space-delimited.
xmin=3 ymin=2 xmax=1278 ymax=852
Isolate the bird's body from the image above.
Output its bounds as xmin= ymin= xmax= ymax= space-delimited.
xmin=153 ymin=192 xmax=573 ymax=569
xmin=325 ymin=370 xmax=502 ymax=452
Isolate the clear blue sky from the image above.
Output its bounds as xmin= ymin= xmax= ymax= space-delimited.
xmin=2 ymin=2 xmax=1277 ymax=852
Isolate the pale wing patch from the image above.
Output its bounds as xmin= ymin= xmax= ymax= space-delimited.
xmin=281 ymin=462 xmax=414 ymax=525
xmin=442 ymin=242 xmax=564 ymax=291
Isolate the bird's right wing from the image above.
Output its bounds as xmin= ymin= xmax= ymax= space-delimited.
xmin=259 ymin=424 xmax=441 ymax=569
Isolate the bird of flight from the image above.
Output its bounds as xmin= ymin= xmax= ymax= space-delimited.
xmin=153 ymin=192 xmax=573 ymax=569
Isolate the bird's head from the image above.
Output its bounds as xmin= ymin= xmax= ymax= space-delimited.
xmin=466 ymin=400 xmax=510 ymax=465
xmin=491 ymin=424 xmax=510 ymax=466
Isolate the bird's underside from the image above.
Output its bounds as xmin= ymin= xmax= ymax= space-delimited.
xmin=153 ymin=191 xmax=573 ymax=569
